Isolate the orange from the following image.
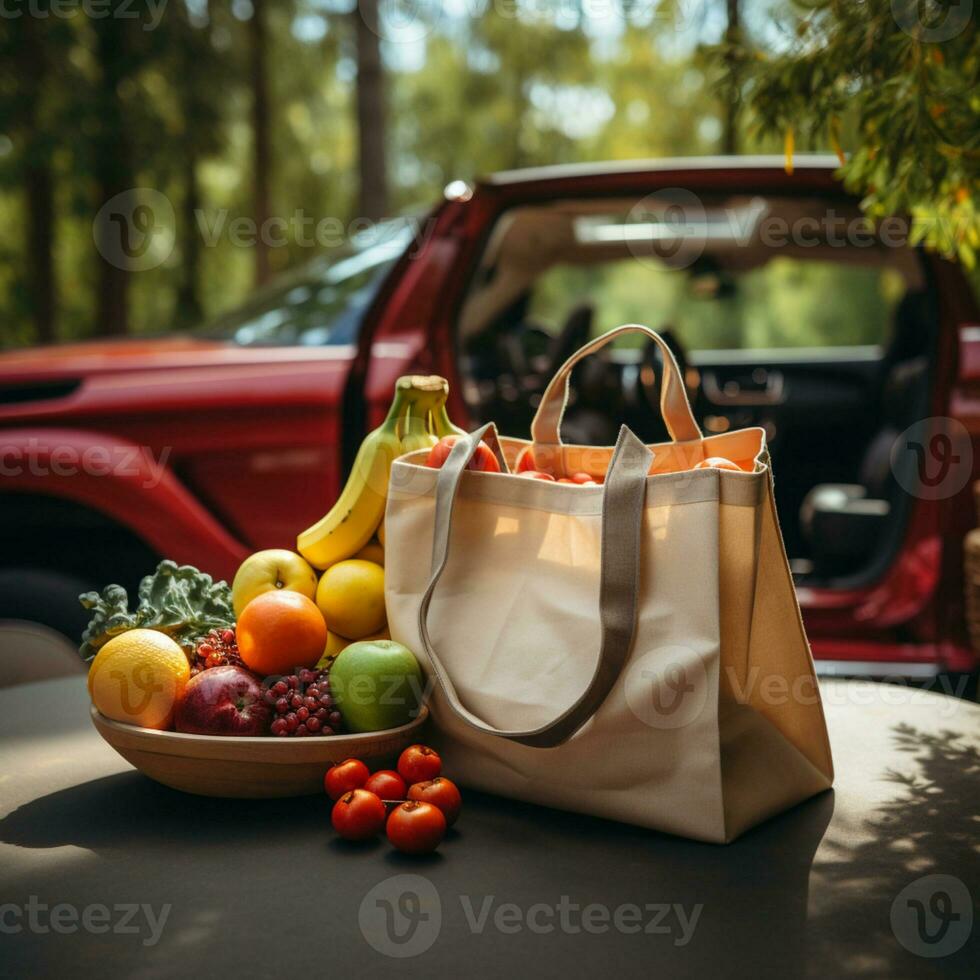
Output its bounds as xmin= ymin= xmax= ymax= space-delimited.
xmin=695 ymin=457 xmax=742 ymax=472
xmin=88 ymin=629 xmax=190 ymax=730
xmin=315 ymin=559 xmax=386 ymax=640
xmin=237 ymin=590 xmax=327 ymax=676
xmin=354 ymin=539 xmax=385 ymax=566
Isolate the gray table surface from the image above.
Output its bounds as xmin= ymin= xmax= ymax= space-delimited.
xmin=0 ymin=676 xmax=977 ymax=980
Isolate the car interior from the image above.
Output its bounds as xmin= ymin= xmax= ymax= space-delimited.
xmin=454 ymin=194 xmax=937 ymax=590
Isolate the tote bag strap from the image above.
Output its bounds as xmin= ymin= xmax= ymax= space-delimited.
xmin=417 ymin=422 xmax=653 ymax=748
xmin=531 ymin=323 xmax=702 ymax=447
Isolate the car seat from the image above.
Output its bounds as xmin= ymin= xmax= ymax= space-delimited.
xmin=799 ymin=291 xmax=932 ymax=578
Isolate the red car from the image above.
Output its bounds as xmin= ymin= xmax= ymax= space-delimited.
xmin=1 ymin=156 xmax=978 ymax=682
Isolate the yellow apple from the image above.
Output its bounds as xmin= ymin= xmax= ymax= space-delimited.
xmin=232 ymin=549 xmax=318 ymax=618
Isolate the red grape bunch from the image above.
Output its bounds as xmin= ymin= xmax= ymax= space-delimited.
xmin=190 ymin=628 xmax=245 ymax=676
xmin=265 ymin=667 xmax=342 ymax=737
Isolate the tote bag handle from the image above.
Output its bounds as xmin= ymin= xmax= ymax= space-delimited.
xmin=531 ymin=323 xmax=702 ymax=447
xmin=417 ymin=423 xmax=653 ymax=748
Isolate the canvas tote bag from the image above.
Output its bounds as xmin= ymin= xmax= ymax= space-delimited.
xmin=385 ymin=325 xmax=834 ymax=843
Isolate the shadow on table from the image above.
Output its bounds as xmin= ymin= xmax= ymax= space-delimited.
xmin=0 ymin=725 xmax=975 ymax=979
xmin=799 ymin=724 xmax=979 ymax=979
xmin=0 ymin=770 xmax=331 ymax=853
xmin=0 ymin=769 xmax=835 ymax=979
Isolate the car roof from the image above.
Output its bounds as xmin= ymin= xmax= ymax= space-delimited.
xmin=478 ymin=154 xmax=842 ymax=186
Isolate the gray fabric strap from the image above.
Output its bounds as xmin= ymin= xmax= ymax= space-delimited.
xmin=530 ymin=324 xmax=702 ymax=448
xmin=418 ymin=423 xmax=653 ymax=748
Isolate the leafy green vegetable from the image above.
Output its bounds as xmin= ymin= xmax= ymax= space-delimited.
xmin=79 ymin=560 xmax=235 ymax=661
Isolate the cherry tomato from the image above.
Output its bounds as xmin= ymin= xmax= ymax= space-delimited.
xmin=324 ymin=758 xmax=370 ymax=800
xmin=397 ymin=744 xmax=442 ymax=783
xmin=694 ymin=457 xmax=741 ymax=472
xmin=386 ymin=801 xmax=447 ymax=854
xmin=407 ymin=777 xmax=462 ymax=827
xmin=518 ymin=470 xmax=556 ymax=481
xmin=425 ymin=436 xmax=500 ymax=473
xmin=516 ymin=448 xmax=537 ymax=472
xmin=331 ymin=789 xmax=387 ymax=841
xmin=558 ymin=478 xmax=575 ymax=484
xmin=569 ymin=472 xmax=597 ymax=484
xmin=364 ymin=769 xmax=407 ymax=800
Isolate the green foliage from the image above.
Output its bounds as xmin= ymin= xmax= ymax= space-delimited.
xmin=5 ymin=2 xmax=969 ymax=346
xmin=529 ymin=257 xmax=903 ymax=350
xmin=728 ymin=0 xmax=980 ymax=266
xmin=79 ymin=559 xmax=235 ymax=660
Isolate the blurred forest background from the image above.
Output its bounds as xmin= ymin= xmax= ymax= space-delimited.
xmin=0 ymin=0 xmax=801 ymax=347
xmin=0 ymin=0 xmax=974 ymax=349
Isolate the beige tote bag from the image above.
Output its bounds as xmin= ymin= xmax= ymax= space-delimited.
xmin=385 ymin=325 xmax=833 ymax=843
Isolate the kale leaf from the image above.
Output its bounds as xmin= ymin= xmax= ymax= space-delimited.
xmin=79 ymin=560 xmax=235 ymax=661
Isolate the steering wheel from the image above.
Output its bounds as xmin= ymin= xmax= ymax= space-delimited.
xmin=627 ymin=328 xmax=694 ymax=442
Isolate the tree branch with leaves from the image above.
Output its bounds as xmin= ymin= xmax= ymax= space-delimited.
xmin=727 ymin=0 xmax=979 ymax=266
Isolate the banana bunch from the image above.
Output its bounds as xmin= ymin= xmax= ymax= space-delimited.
xmin=297 ymin=375 xmax=465 ymax=569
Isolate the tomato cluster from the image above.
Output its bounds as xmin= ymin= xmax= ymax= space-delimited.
xmin=325 ymin=743 xmax=461 ymax=854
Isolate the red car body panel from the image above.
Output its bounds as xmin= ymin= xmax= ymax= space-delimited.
xmin=1 ymin=428 xmax=245 ymax=576
xmin=1 ymin=157 xmax=978 ymax=673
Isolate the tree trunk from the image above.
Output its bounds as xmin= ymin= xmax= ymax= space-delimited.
xmin=722 ymin=0 xmax=740 ymax=155
xmin=93 ymin=17 xmax=130 ymax=337
xmin=354 ymin=0 xmax=389 ymax=221
xmin=18 ymin=18 xmax=56 ymax=344
xmin=250 ymin=0 xmax=272 ymax=284
xmin=175 ymin=151 xmax=203 ymax=327
xmin=25 ymin=164 xmax=56 ymax=345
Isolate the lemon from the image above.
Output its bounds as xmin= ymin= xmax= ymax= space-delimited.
xmin=315 ymin=559 xmax=386 ymax=640
xmin=317 ymin=630 xmax=351 ymax=669
xmin=88 ymin=629 xmax=190 ymax=730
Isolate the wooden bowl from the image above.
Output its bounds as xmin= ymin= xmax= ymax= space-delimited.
xmin=91 ymin=705 xmax=430 ymax=798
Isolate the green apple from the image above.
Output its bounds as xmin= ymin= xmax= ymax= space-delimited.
xmin=329 ymin=639 xmax=423 ymax=733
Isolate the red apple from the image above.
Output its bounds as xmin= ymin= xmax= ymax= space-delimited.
xmin=175 ymin=666 xmax=272 ymax=736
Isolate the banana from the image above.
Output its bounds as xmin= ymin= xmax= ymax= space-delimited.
xmin=398 ymin=392 xmax=440 ymax=455
xmin=297 ymin=416 xmax=402 ymax=570
xmin=298 ymin=376 xmax=464 ymax=569
xmin=429 ymin=384 xmax=467 ymax=438
xmin=297 ymin=376 xmax=449 ymax=570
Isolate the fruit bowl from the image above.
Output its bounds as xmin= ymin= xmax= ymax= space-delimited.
xmin=91 ymin=705 xmax=430 ymax=798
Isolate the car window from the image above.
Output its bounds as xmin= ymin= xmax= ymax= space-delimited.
xmin=198 ymin=221 xmax=413 ymax=346
xmin=527 ymin=257 xmax=906 ymax=352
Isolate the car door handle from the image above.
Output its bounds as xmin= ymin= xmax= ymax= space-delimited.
xmin=702 ymin=369 xmax=785 ymax=406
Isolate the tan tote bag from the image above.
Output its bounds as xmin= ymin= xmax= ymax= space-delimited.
xmin=385 ymin=325 xmax=834 ymax=843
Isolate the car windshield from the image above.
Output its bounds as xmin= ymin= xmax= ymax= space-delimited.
xmin=198 ymin=220 xmax=414 ymax=346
